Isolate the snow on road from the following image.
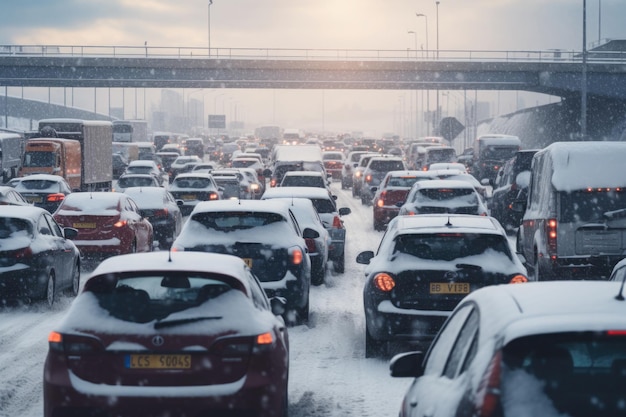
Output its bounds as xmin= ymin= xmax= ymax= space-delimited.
xmin=0 ymin=182 xmax=412 ymax=417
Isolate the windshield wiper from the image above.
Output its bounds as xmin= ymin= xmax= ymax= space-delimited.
xmin=154 ymin=316 xmax=222 ymax=329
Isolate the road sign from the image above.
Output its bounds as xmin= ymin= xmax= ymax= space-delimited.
xmin=208 ymin=114 xmax=226 ymax=129
xmin=439 ymin=117 xmax=465 ymax=142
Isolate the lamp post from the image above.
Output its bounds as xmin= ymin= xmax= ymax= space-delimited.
xmin=435 ymin=1 xmax=441 ymax=133
xmin=208 ymin=0 xmax=213 ymax=57
xmin=581 ymin=0 xmax=588 ymax=138
xmin=408 ymin=31 xmax=418 ymax=58
xmin=415 ymin=13 xmax=429 ymax=58
xmin=598 ymin=0 xmax=602 ymax=43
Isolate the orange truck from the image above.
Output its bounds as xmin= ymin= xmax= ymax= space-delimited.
xmin=19 ymin=138 xmax=82 ymax=190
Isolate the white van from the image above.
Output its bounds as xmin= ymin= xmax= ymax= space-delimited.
xmin=472 ymin=134 xmax=521 ymax=182
xmin=516 ymin=141 xmax=626 ymax=280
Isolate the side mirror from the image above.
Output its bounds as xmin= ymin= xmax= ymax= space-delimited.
xmin=339 ymin=207 xmax=351 ymax=216
xmin=302 ymin=227 xmax=320 ymax=239
xmin=480 ymin=178 xmax=491 ymax=186
xmin=389 ymin=351 xmax=425 ymax=378
xmin=356 ymin=250 xmax=374 ymax=264
xmin=63 ymin=227 xmax=79 ymax=240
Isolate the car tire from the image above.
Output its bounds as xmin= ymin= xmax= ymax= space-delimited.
xmin=365 ymin=325 xmax=385 ymax=358
xmin=333 ymin=252 xmax=345 ymax=273
xmin=311 ymin=266 xmax=325 ymax=286
xmin=64 ymin=261 xmax=80 ymax=297
xmin=130 ymin=239 xmax=137 ymax=254
xmin=534 ymin=249 xmax=543 ymax=281
xmin=44 ymin=272 xmax=56 ymax=308
xmin=297 ymin=299 xmax=310 ymax=325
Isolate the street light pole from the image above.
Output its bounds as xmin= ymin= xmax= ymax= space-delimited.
xmin=435 ymin=1 xmax=441 ymax=133
xmin=416 ymin=12 xmax=430 ymax=136
xmin=582 ymin=0 xmax=588 ymax=138
xmin=208 ymin=0 xmax=213 ymax=57
xmin=408 ymin=31 xmax=418 ymax=58
xmin=415 ymin=13 xmax=429 ymax=57
xmin=436 ymin=1 xmax=440 ymax=59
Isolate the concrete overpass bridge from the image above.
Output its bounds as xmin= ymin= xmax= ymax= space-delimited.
xmin=2 ymin=43 xmax=626 ymax=144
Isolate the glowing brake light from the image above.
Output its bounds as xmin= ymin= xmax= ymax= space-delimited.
xmin=113 ymin=220 xmax=127 ymax=228
xmin=546 ymin=218 xmax=557 ymax=258
xmin=607 ymin=330 xmax=626 ymax=336
xmin=48 ymin=331 xmax=62 ymax=343
xmin=290 ymin=248 xmax=304 ymax=265
xmin=46 ymin=193 xmax=65 ymax=202
xmin=509 ymin=274 xmax=528 ymax=284
xmin=256 ymin=332 xmax=274 ymax=345
xmin=475 ymin=350 xmax=502 ymax=417
xmin=332 ymin=215 xmax=343 ymax=228
xmin=373 ymin=273 xmax=395 ymax=292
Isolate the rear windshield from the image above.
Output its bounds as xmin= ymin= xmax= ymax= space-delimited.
xmin=0 ymin=218 xmax=32 ymax=238
xmin=281 ymin=176 xmax=324 ymax=187
xmin=393 ymin=233 xmax=511 ymax=261
xmin=559 ymin=190 xmax=626 ymax=223
xmin=415 ymin=188 xmax=478 ymax=204
xmin=91 ymin=274 xmax=236 ymax=323
xmin=16 ymin=180 xmax=61 ymax=192
xmin=481 ymin=145 xmax=519 ymax=161
xmin=190 ymin=211 xmax=286 ymax=231
xmin=502 ymin=333 xmax=626 ymax=417
xmin=118 ymin=177 xmax=156 ymax=188
xmin=427 ymin=148 xmax=456 ymax=163
xmin=369 ymin=160 xmax=404 ymax=171
xmin=310 ymin=198 xmax=336 ymax=214
xmin=125 ymin=166 xmax=153 ymax=175
xmin=173 ymin=178 xmax=213 ymax=189
xmin=387 ymin=176 xmax=424 ymax=188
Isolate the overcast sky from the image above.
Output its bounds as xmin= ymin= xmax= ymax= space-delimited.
xmin=3 ymin=0 xmax=625 ymax=137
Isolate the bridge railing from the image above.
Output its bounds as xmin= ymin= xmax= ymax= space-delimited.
xmin=1 ymin=44 xmax=626 ymax=63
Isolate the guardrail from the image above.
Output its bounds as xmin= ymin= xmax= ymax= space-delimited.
xmin=1 ymin=44 xmax=626 ymax=63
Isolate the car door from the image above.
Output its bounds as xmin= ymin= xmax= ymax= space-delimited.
xmin=38 ymin=213 xmax=74 ymax=289
xmin=399 ymin=304 xmax=476 ymax=417
xmin=125 ymin=196 xmax=152 ymax=251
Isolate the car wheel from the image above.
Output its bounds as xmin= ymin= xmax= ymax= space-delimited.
xmin=333 ymin=252 xmax=345 ymax=273
xmin=534 ymin=249 xmax=542 ymax=281
xmin=311 ymin=266 xmax=325 ymax=286
xmin=130 ymin=239 xmax=137 ymax=254
xmin=365 ymin=325 xmax=385 ymax=358
xmin=297 ymin=299 xmax=310 ymax=325
xmin=64 ymin=261 xmax=80 ymax=297
xmin=44 ymin=272 xmax=56 ymax=308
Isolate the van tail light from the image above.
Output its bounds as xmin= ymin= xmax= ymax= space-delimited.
xmin=304 ymin=238 xmax=317 ymax=253
xmin=46 ymin=193 xmax=66 ymax=202
xmin=113 ymin=220 xmax=127 ymax=228
xmin=546 ymin=218 xmax=557 ymax=258
xmin=475 ymin=350 xmax=502 ymax=417
xmin=332 ymin=215 xmax=343 ymax=228
xmin=376 ymin=191 xmax=387 ymax=207
xmin=373 ymin=273 xmax=395 ymax=292
xmin=289 ymin=247 xmax=304 ymax=265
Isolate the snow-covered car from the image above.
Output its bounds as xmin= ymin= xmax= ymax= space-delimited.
xmin=12 ymin=174 xmax=72 ymax=213
xmin=341 ymin=150 xmax=370 ymax=189
xmin=113 ymin=173 xmax=161 ymax=193
xmin=269 ymin=197 xmax=331 ymax=286
xmin=371 ymin=170 xmax=437 ymax=231
xmin=322 ymin=151 xmax=345 ymax=180
xmin=123 ymin=187 xmax=183 ymax=249
xmin=390 ymin=280 xmax=626 ymax=417
xmin=0 ymin=185 xmax=31 ymax=207
xmin=398 ymin=179 xmax=490 ymax=216
xmin=44 ymin=251 xmax=289 ymax=417
xmin=53 ymin=192 xmax=153 ymax=262
xmin=167 ymin=173 xmax=220 ymax=215
xmin=357 ymin=214 xmax=528 ymax=357
xmin=172 ymin=199 xmax=316 ymax=324
xmin=0 ymin=206 xmax=81 ymax=307
xmin=359 ymin=155 xmax=406 ymax=205
xmin=168 ymin=155 xmax=203 ymax=179
xmin=123 ymin=160 xmax=168 ymax=187
xmin=279 ymin=170 xmax=329 ymax=189
xmin=261 ymin=186 xmax=351 ymax=273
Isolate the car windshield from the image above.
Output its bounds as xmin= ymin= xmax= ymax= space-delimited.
xmin=393 ymin=232 xmax=512 ymax=261
xmin=118 ymin=177 xmax=155 ymax=188
xmin=173 ymin=178 xmax=212 ymax=188
xmin=501 ymin=333 xmax=626 ymax=417
xmin=190 ymin=211 xmax=285 ymax=231
xmin=481 ymin=146 xmax=519 ymax=161
xmin=415 ymin=188 xmax=478 ymax=205
xmin=387 ymin=176 xmax=422 ymax=188
xmin=16 ymin=180 xmax=60 ymax=192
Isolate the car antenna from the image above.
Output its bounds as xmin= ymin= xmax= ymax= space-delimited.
xmin=168 ymin=247 xmax=172 ymax=262
xmin=616 ymin=274 xmax=626 ymax=301
xmin=446 ymin=216 xmax=453 ymax=227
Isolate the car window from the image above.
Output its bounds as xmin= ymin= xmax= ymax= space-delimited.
xmin=443 ymin=308 xmax=479 ymax=378
xmin=44 ymin=213 xmax=64 ymax=237
xmin=393 ymin=233 xmax=512 ymax=261
xmin=0 ymin=217 xmax=32 ymax=238
xmin=424 ymin=304 xmax=474 ymax=377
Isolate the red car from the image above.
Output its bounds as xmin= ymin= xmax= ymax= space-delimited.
xmin=372 ymin=170 xmax=436 ymax=231
xmin=322 ymin=151 xmax=344 ymax=180
xmin=53 ymin=192 xmax=153 ymax=262
xmin=44 ymin=252 xmax=289 ymax=417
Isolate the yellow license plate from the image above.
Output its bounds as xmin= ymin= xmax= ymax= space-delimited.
xmin=430 ymin=282 xmax=470 ymax=294
xmin=26 ymin=196 xmax=43 ymax=203
xmin=73 ymin=222 xmax=96 ymax=229
xmin=126 ymin=354 xmax=191 ymax=369
xmin=182 ymin=194 xmax=196 ymax=201
xmin=242 ymin=258 xmax=253 ymax=268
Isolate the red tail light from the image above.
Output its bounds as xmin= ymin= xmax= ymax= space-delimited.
xmin=46 ymin=193 xmax=65 ymax=202
xmin=14 ymin=246 xmax=33 ymax=259
xmin=373 ymin=273 xmax=395 ymax=292
xmin=153 ymin=208 xmax=168 ymax=217
xmin=365 ymin=174 xmax=372 ymax=183
xmin=48 ymin=332 xmax=104 ymax=354
xmin=113 ymin=220 xmax=127 ymax=228
xmin=509 ymin=274 xmax=528 ymax=284
xmin=475 ymin=350 xmax=502 ymax=417
xmin=290 ymin=247 xmax=304 ymax=265
xmin=332 ymin=216 xmax=342 ymax=228
xmin=304 ymin=238 xmax=317 ymax=253
xmin=546 ymin=218 xmax=557 ymax=258
xmin=209 ymin=192 xmax=219 ymax=200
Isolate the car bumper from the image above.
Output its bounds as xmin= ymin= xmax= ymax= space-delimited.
xmin=373 ymin=207 xmax=400 ymax=226
xmin=327 ymin=228 xmax=346 ymax=260
xmin=0 ymin=265 xmax=47 ymax=301
xmin=365 ymin=300 xmax=450 ymax=345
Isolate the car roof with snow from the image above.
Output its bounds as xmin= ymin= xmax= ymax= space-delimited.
xmin=390 ymin=214 xmax=504 ymax=236
xmin=88 ymin=252 xmax=253 ymax=294
xmin=411 ymin=179 xmax=478 ymax=190
xmin=191 ymin=198 xmax=297 ymax=217
xmin=262 ymin=186 xmax=333 ymax=200
xmin=461 ymin=281 xmax=626 ymax=345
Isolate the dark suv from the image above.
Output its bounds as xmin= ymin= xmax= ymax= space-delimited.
xmin=489 ymin=149 xmax=539 ymax=231
xmin=359 ymin=156 xmax=406 ymax=205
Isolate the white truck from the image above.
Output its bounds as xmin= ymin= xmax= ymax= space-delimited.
xmin=37 ymin=119 xmax=113 ymax=191
xmin=0 ymin=133 xmax=23 ymax=183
